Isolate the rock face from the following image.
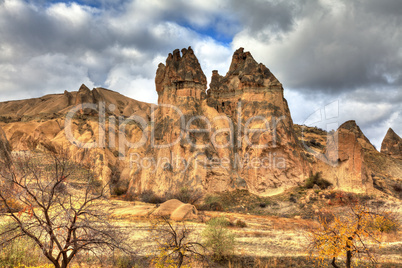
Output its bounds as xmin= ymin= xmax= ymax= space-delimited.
xmin=135 ymin=47 xmax=233 ymax=196
xmin=1 ymin=47 xmax=400 ymax=198
xmin=207 ymin=47 xmax=282 ymax=116
xmin=324 ymin=120 xmax=376 ymax=193
xmin=0 ymin=85 xmax=153 ymax=195
xmin=296 ymin=121 xmax=402 ymax=197
xmin=206 ymin=48 xmax=307 ymax=195
xmin=156 ymin=47 xmax=207 ymax=105
xmin=132 ymin=47 xmax=308 ymax=197
xmin=381 ymin=128 xmax=402 ymax=159
xmin=0 ymin=125 xmax=11 ymax=163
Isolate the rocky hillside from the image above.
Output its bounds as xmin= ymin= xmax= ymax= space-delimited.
xmin=0 ymin=85 xmax=152 ymax=120
xmin=296 ymin=121 xmax=402 ymax=198
xmin=0 ymin=86 xmax=153 ymax=195
xmin=0 ymin=47 xmax=401 ymax=199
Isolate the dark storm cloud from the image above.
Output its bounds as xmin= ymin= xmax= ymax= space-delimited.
xmin=363 ymin=0 xmax=402 ymax=17
xmin=233 ymin=0 xmax=402 ymax=94
xmin=0 ymin=0 xmax=401 ymax=148
xmin=229 ymin=0 xmax=402 ymax=148
xmin=231 ymin=0 xmax=304 ymax=34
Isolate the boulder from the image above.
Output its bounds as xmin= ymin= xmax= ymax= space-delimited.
xmin=151 ymin=199 xmax=198 ymax=221
xmin=152 ymin=199 xmax=184 ymax=218
xmin=170 ymin=203 xmax=198 ymax=221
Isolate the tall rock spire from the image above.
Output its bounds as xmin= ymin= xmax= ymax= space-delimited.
xmin=381 ymin=128 xmax=402 ymax=159
xmin=207 ymin=47 xmax=282 ymax=116
xmin=155 ymin=47 xmax=207 ymax=104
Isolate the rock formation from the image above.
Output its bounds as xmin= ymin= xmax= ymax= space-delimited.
xmin=0 ymin=85 xmax=152 ymax=195
xmin=207 ymin=47 xmax=282 ymax=116
xmin=0 ymin=125 xmax=11 ymax=163
xmin=0 ymin=47 xmax=400 ymax=198
xmin=134 ymin=47 xmax=233 ymax=196
xmin=131 ymin=47 xmax=308 ymax=197
xmin=381 ymin=128 xmax=402 ymax=159
xmin=156 ymin=46 xmax=207 ymax=104
xmin=75 ymin=84 xmax=95 ymax=114
xmin=323 ymin=120 xmax=376 ymax=193
xmin=207 ymin=48 xmax=307 ymax=195
xmin=151 ymin=199 xmax=198 ymax=221
xmin=297 ymin=121 xmax=402 ymax=197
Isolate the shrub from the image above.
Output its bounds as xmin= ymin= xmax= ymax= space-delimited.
xmin=202 ymin=217 xmax=235 ymax=261
xmin=201 ymin=195 xmax=224 ymax=211
xmin=308 ymin=204 xmax=400 ymax=268
xmin=393 ymin=183 xmax=402 ymax=192
xmin=140 ymin=190 xmax=166 ymax=204
xmin=332 ymin=192 xmax=358 ymax=205
xmin=288 ymin=195 xmax=297 ymax=203
xmin=209 ymin=201 xmax=224 ymax=211
xmin=112 ymin=250 xmax=138 ymax=268
xmin=0 ymin=233 xmax=44 ymax=267
xmin=370 ymin=212 xmax=400 ymax=233
xmin=167 ymin=187 xmax=204 ymax=205
xmin=151 ymin=218 xmax=207 ymax=268
xmin=235 ymin=219 xmax=247 ymax=228
xmin=315 ymin=211 xmax=335 ymax=223
xmin=392 ymin=183 xmax=402 ymax=198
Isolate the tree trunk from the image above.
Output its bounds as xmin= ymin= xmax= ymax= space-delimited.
xmin=346 ymin=236 xmax=353 ymax=268
xmin=331 ymin=257 xmax=339 ymax=268
xmin=177 ymin=253 xmax=184 ymax=268
xmin=61 ymin=257 xmax=70 ymax=268
xmin=346 ymin=250 xmax=352 ymax=268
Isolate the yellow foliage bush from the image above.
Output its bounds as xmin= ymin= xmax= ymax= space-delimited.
xmin=309 ymin=204 xmax=399 ymax=268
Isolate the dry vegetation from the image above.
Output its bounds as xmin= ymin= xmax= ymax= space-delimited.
xmin=0 ymin=153 xmax=401 ymax=267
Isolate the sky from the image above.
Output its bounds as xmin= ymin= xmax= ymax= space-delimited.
xmin=0 ymin=0 xmax=401 ymax=149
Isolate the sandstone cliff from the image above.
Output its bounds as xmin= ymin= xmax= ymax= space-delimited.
xmin=381 ymin=128 xmax=402 ymax=159
xmin=0 ymin=85 xmax=153 ymax=195
xmin=206 ymin=48 xmax=307 ymax=195
xmin=131 ymin=47 xmax=234 ymax=197
xmin=129 ymin=47 xmax=308 ymax=197
xmin=1 ymin=48 xmax=400 ymax=198
xmin=324 ymin=120 xmax=376 ymax=193
xmin=296 ymin=121 xmax=402 ymax=197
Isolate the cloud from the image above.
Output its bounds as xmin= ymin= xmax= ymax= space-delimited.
xmin=0 ymin=0 xmax=401 ymax=149
xmin=0 ymin=0 xmax=232 ymax=102
xmin=232 ymin=0 xmax=402 ymax=93
xmin=230 ymin=0 xmax=402 ymax=149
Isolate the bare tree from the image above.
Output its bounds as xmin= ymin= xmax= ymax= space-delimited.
xmin=151 ymin=216 xmax=208 ymax=268
xmin=0 ymin=151 xmax=130 ymax=268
